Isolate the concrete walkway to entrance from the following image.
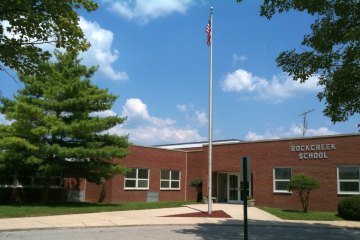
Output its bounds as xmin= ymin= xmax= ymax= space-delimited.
xmin=0 ymin=204 xmax=359 ymax=231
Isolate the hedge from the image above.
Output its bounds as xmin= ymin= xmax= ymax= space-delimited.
xmin=338 ymin=195 xmax=360 ymax=221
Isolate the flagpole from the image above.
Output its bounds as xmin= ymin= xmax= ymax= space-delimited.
xmin=208 ymin=5 xmax=213 ymax=215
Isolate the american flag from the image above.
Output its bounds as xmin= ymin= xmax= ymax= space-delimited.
xmin=206 ymin=19 xmax=211 ymax=46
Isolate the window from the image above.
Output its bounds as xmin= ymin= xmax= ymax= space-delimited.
xmin=273 ymin=168 xmax=291 ymax=193
xmin=124 ymin=168 xmax=149 ymax=190
xmin=0 ymin=175 xmax=61 ymax=188
xmin=160 ymin=170 xmax=180 ymax=190
xmin=338 ymin=167 xmax=360 ymax=194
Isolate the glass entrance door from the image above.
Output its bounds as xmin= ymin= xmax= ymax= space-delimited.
xmin=228 ymin=174 xmax=241 ymax=203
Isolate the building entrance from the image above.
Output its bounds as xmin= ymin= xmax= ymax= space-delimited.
xmin=228 ymin=173 xmax=241 ymax=203
xmin=217 ymin=172 xmax=251 ymax=203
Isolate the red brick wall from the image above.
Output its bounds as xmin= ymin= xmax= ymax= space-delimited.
xmin=207 ymin=134 xmax=360 ymax=211
xmin=186 ymin=150 xmax=206 ymax=201
xmin=82 ymin=134 xmax=359 ymax=211
xmin=85 ymin=145 xmax=190 ymax=203
xmin=84 ymin=180 xmax=112 ymax=203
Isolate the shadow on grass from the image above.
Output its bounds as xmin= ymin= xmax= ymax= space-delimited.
xmin=282 ymin=209 xmax=304 ymax=213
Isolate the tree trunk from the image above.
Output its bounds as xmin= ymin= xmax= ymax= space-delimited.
xmin=299 ymin=190 xmax=310 ymax=213
xmin=43 ymin=176 xmax=50 ymax=203
xmin=10 ymin=187 xmax=24 ymax=204
xmin=98 ymin=183 xmax=107 ymax=203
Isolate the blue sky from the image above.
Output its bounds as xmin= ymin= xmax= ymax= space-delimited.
xmin=1 ymin=0 xmax=359 ymax=145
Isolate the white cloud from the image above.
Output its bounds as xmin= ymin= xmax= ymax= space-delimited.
xmin=232 ymin=54 xmax=247 ymax=65
xmin=195 ymin=110 xmax=208 ymax=126
xmin=245 ymin=131 xmax=279 ymax=141
xmin=245 ymin=125 xmax=338 ymax=141
xmin=122 ymin=98 xmax=175 ymax=126
xmin=221 ymin=69 xmax=322 ymax=102
xmin=79 ymin=17 xmax=128 ymax=81
xmin=91 ymin=110 xmax=117 ymax=118
xmin=122 ymin=98 xmax=150 ymax=120
xmin=222 ymin=69 xmax=263 ymax=92
xmin=2 ymin=17 xmax=128 ymax=82
xmin=291 ymin=125 xmax=338 ymax=136
xmin=109 ymin=125 xmax=204 ymax=145
xmin=176 ymin=104 xmax=188 ymax=112
xmin=0 ymin=113 xmax=11 ymax=125
xmin=108 ymin=0 xmax=194 ymax=24
xmin=109 ymin=98 xmax=205 ymax=145
xmin=177 ymin=103 xmax=207 ymax=126
xmin=1 ymin=20 xmax=55 ymax=62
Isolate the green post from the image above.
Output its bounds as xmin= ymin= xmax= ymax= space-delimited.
xmin=242 ymin=156 xmax=249 ymax=240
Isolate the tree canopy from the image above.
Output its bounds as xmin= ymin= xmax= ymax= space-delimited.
xmin=0 ymin=0 xmax=98 ymax=73
xmin=0 ymin=52 xmax=129 ymax=188
xmin=239 ymin=0 xmax=359 ymax=124
xmin=288 ymin=174 xmax=320 ymax=212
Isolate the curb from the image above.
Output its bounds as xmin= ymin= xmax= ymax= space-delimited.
xmin=1 ymin=219 xmax=359 ymax=232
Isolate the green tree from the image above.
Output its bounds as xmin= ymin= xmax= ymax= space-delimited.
xmin=0 ymin=0 xmax=98 ymax=73
xmin=0 ymin=51 xmax=129 ymax=201
xmin=237 ymin=0 xmax=359 ymax=124
xmin=288 ymin=174 xmax=320 ymax=212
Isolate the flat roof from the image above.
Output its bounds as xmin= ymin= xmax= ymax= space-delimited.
xmin=154 ymin=139 xmax=243 ymax=150
xmin=235 ymin=133 xmax=359 ymax=145
xmin=154 ymin=133 xmax=359 ymax=150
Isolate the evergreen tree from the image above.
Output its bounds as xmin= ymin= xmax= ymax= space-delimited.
xmin=0 ymin=52 xmax=129 ymax=201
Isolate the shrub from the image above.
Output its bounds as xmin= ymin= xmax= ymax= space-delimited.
xmin=190 ymin=178 xmax=202 ymax=202
xmin=288 ymin=174 xmax=320 ymax=212
xmin=338 ymin=195 xmax=360 ymax=221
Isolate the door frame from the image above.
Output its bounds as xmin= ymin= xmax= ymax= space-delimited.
xmin=227 ymin=172 xmax=252 ymax=203
xmin=216 ymin=172 xmax=252 ymax=203
xmin=227 ymin=173 xmax=241 ymax=203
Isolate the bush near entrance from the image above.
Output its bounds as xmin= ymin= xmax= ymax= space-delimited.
xmin=338 ymin=195 xmax=360 ymax=221
xmin=190 ymin=178 xmax=203 ymax=202
xmin=288 ymin=174 xmax=320 ymax=213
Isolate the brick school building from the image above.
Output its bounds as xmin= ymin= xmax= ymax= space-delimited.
xmin=81 ymin=133 xmax=359 ymax=212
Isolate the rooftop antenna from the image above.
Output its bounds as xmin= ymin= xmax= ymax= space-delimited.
xmin=299 ymin=109 xmax=315 ymax=137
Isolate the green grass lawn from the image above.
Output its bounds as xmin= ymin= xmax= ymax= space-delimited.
xmin=259 ymin=207 xmax=343 ymax=221
xmin=0 ymin=201 xmax=194 ymax=218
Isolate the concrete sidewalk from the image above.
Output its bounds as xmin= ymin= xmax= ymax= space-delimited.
xmin=0 ymin=204 xmax=359 ymax=231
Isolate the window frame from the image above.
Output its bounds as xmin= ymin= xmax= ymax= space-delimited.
xmin=273 ymin=167 xmax=292 ymax=193
xmin=160 ymin=170 xmax=181 ymax=190
xmin=337 ymin=166 xmax=360 ymax=195
xmin=124 ymin=168 xmax=150 ymax=190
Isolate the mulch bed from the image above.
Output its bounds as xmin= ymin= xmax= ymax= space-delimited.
xmin=164 ymin=210 xmax=232 ymax=218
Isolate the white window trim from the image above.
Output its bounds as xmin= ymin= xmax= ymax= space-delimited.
xmin=160 ymin=170 xmax=181 ymax=190
xmin=124 ymin=168 xmax=150 ymax=190
xmin=273 ymin=168 xmax=291 ymax=193
xmin=337 ymin=166 xmax=360 ymax=195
